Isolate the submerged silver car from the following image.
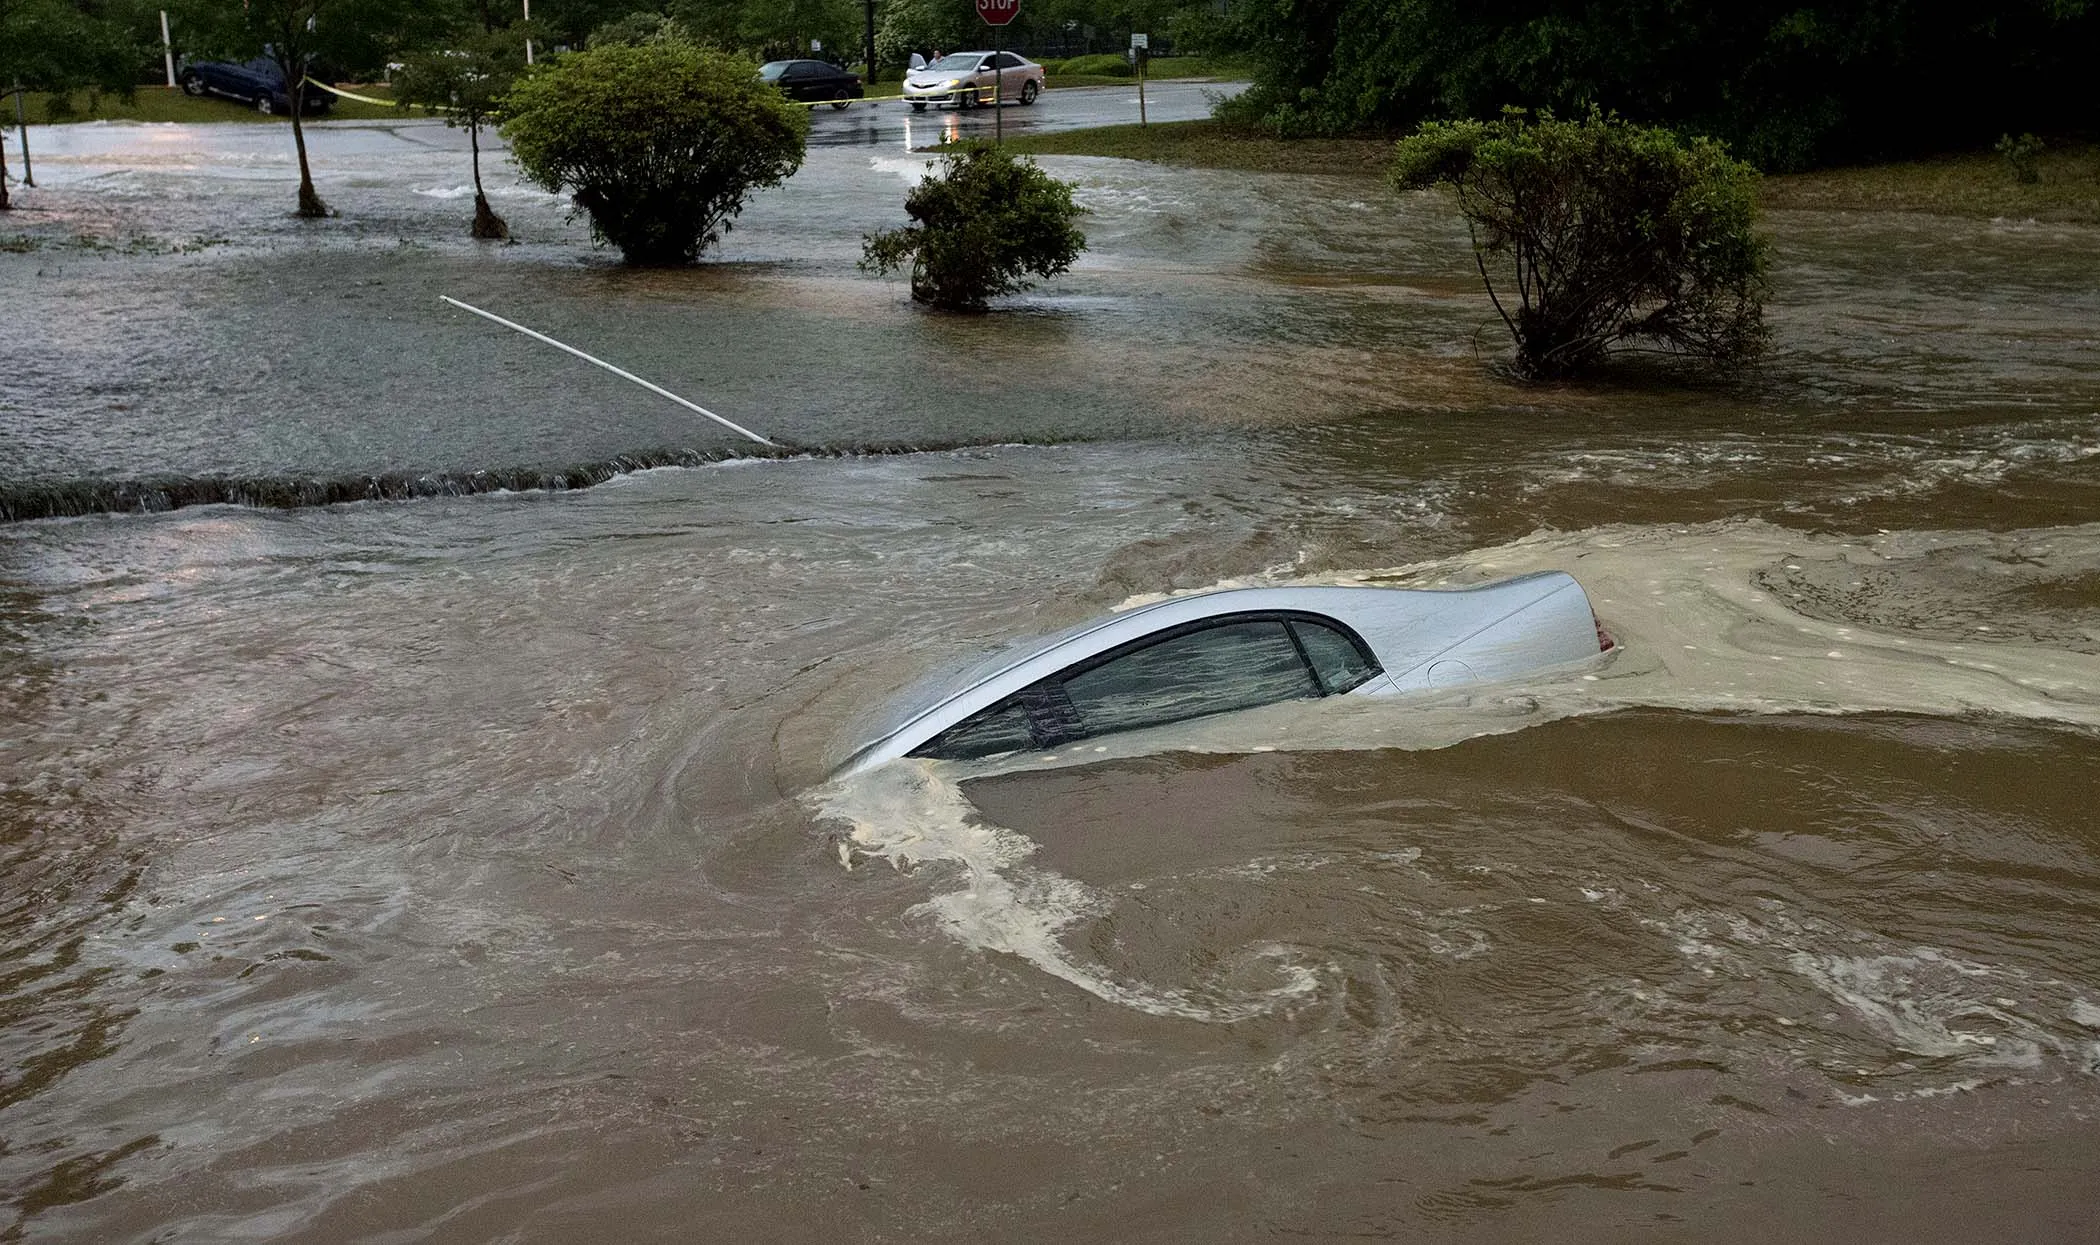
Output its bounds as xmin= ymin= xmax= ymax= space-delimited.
xmin=901 ymin=51 xmax=1044 ymax=110
xmin=833 ymin=572 xmax=1613 ymax=777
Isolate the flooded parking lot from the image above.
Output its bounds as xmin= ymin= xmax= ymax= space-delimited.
xmin=4 ymin=112 xmax=2100 ymax=1240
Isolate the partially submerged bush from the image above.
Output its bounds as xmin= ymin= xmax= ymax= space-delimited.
xmin=860 ymin=143 xmax=1087 ymax=311
xmin=1392 ymin=109 xmax=1768 ymax=380
xmin=1996 ymin=132 xmax=2044 ymax=184
xmin=500 ymin=41 xmax=808 ymax=265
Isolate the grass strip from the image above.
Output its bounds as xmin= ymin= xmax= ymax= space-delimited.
xmin=17 ymin=83 xmax=415 ymax=125
xmin=1005 ymin=119 xmax=1396 ymax=177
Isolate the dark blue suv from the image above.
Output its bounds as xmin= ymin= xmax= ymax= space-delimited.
xmin=177 ymin=57 xmax=334 ymax=116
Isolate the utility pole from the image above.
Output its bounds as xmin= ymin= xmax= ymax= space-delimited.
xmin=160 ymin=11 xmax=176 ymax=87
xmin=863 ymin=0 xmax=877 ymax=85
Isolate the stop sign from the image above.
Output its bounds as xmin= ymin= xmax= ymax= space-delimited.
xmin=976 ymin=0 xmax=1020 ymax=26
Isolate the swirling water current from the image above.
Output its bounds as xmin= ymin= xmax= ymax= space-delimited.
xmin=4 ymin=115 xmax=2100 ymax=1240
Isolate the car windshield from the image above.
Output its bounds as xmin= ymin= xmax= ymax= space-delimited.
xmin=758 ymin=62 xmax=789 ymax=80
xmin=927 ymin=54 xmax=982 ymax=72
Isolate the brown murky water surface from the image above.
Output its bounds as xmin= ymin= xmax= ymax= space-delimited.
xmin=4 ymin=121 xmax=2100 ymax=1240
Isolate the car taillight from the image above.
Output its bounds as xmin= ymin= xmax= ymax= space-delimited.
xmin=1595 ymin=616 xmax=1615 ymax=652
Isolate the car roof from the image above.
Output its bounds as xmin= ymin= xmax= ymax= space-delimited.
xmin=833 ymin=573 xmax=1594 ymax=776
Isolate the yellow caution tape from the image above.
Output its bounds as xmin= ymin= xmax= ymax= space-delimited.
xmin=306 ymin=76 xmax=1037 ymax=114
xmin=304 ymin=78 xmax=449 ymax=111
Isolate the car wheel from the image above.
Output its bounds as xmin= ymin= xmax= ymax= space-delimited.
xmin=830 ymin=88 xmax=851 ymax=110
xmin=1020 ymin=79 xmax=1039 ymax=105
xmin=910 ymin=100 xmax=926 ymax=112
xmin=255 ymin=95 xmax=275 ymax=115
xmin=179 ymin=72 xmax=206 ymax=97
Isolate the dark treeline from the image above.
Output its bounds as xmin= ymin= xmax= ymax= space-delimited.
xmin=0 ymin=0 xmax=1198 ymax=97
xmin=1210 ymin=0 xmax=2100 ymax=169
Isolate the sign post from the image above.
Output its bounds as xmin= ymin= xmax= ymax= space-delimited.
xmin=1131 ymin=32 xmax=1148 ymax=127
xmin=976 ymin=0 xmax=1019 ymax=144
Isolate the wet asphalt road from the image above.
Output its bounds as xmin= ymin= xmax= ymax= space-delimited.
xmin=801 ymin=79 xmax=1239 ymax=149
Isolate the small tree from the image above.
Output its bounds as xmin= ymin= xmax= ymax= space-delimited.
xmin=392 ymin=27 xmax=535 ymax=239
xmin=0 ymin=0 xmax=144 ymax=210
xmin=860 ymin=143 xmax=1087 ymax=312
xmin=500 ymin=40 xmax=808 ymax=265
xmin=172 ymin=0 xmax=444 ymax=219
xmin=1392 ymin=109 xmax=1769 ymax=380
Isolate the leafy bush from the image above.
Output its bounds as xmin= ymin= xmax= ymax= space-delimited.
xmin=500 ymin=41 xmax=808 ymax=265
xmin=874 ymin=0 xmax=972 ymax=71
xmin=860 ymin=143 xmax=1087 ymax=312
xmin=1392 ymin=109 xmax=1768 ymax=380
xmin=586 ymin=13 xmax=693 ymax=49
xmin=1995 ymin=132 xmax=2045 ymax=184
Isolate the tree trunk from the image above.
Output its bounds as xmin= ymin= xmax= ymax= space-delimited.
xmin=280 ymin=53 xmax=330 ymax=219
xmin=468 ymin=123 xmax=507 ymax=240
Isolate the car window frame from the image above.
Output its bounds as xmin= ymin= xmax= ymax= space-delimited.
xmin=907 ymin=610 xmax=1382 ymax=761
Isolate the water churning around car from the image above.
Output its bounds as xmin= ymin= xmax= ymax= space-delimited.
xmin=4 ymin=118 xmax=2100 ymax=1240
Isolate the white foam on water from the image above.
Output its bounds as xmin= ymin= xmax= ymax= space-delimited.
xmin=1652 ymin=904 xmax=2097 ymax=1091
xmin=804 ymin=760 xmax=1323 ymax=1022
xmin=1787 ymin=947 xmax=2050 ymax=1066
xmin=1092 ymin=518 xmax=2100 ymax=744
xmin=868 ymin=153 xmax=939 ymax=188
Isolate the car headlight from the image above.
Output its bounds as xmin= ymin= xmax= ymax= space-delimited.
xmin=943 ymin=78 xmax=960 ymax=88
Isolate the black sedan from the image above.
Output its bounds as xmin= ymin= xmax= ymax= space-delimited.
xmin=759 ymin=60 xmax=864 ymax=109
xmin=177 ymin=57 xmax=333 ymax=116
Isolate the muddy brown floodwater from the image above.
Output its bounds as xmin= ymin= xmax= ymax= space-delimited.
xmin=3 ymin=119 xmax=2099 ymax=1242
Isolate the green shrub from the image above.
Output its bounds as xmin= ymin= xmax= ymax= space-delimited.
xmin=1995 ymin=132 xmax=2044 ymax=184
xmin=1054 ymin=54 xmax=1134 ymax=78
xmin=500 ymin=41 xmax=808 ymax=265
xmin=860 ymin=142 xmax=1087 ymax=311
xmin=1392 ymin=108 xmax=1769 ymax=380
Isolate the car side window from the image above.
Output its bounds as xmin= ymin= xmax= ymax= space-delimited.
xmin=908 ymin=612 xmax=1382 ymax=762
xmin=997 ymin=53 xmax=1025 ymax=69
xmin=1289 ymin=619 xmax=1378 ymax=693
xmin=1059 ymin=620 xmax=1318 ymax=739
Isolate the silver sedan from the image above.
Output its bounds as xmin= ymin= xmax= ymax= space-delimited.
xmin=901 ymin=51 xmax=1045 ymax=110
xmin=833 ymin=572 xmax=1614 ymax=777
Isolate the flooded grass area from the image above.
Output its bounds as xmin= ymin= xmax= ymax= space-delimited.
xmin=4 ymin=118 xmax=2100 ymax=1239
xmin=1762 ymin=142 xmax=2100 ymax=224
xmin=1012 ymin=121 xmax=2100 ymax=226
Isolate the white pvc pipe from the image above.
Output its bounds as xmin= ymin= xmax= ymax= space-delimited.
xmin=439 ymin=296 xmax=778 ymax=447
xmin=161 ymin=11 xmax=176 ymax=87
